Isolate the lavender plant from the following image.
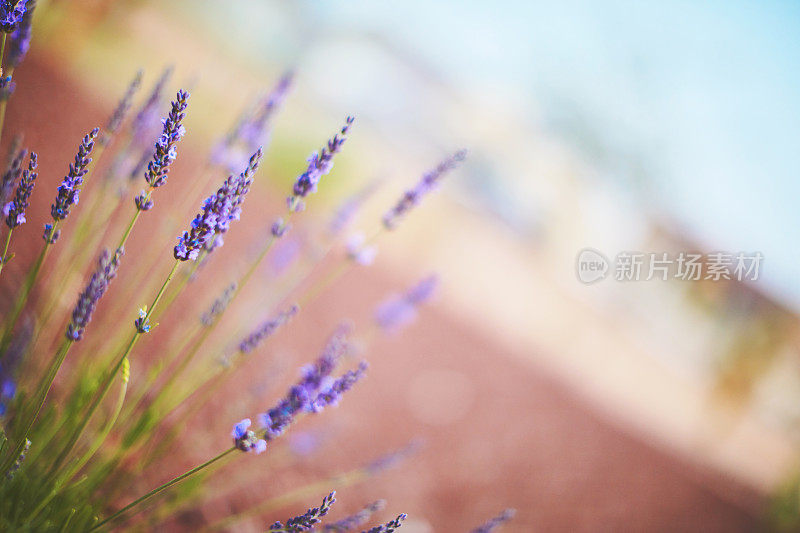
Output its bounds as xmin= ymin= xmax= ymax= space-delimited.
xmin=0 ymin=4 xmax=476 ymax=530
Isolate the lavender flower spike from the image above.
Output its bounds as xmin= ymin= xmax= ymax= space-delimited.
xmin=382 ymin=150 xmax=466 ymax=230
xmin=311 ymin=361 xmax=368 ymax=412
xmin=0 ymin=0 xmax=26 ymax=33
xmin=4 ymin=151 xmax=36 ymax=228
xmin=50 ymin=127 xmax=100 ymax=223
xmin=204 ymin=147 xmax=263 ymax=253
xmin=99 ymin=69 xmax=144 ymax=146
xmin=66 ymin=248 xmax=123 ymax=341
xmin=7 ymin=0 xmax=34 ymax=69
xmin=174 ymin=149 xmax=260 ymax=261
xmin=258 ymin=326 xmax=352 ymax=442
xmin=238 ymin=305 xmax=299 ymax=353
xmin=470 ymin=509 xmax=516 ymax=533
xmin=135 ymin=89 xmax=189 ymax=211
xmin=288 ymin=116 xmax=354 ymax=212
xmin=364 ymin=514 xmax=407 ymax=533
xmin=269 ymin=491 xmax=336 ymax=532
xmin=323 ymin=500 xmax=385 ymax=532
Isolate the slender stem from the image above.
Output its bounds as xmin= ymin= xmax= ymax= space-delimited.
xmin=0 ymin=227 xmax=12 ymax=275
xmin=0 ymin=33 xmax=7 ymax=74
xmin=117 ymin=207 xmax=142 ymax=251
xmin=47 ymin=260 xmax=181 ymax=476
xmin=0 ymin=224 xmax=58 ymax=357
xmin=91 ymin=447 xmax=236 ymax=530
xmin=0 ymin=338 xmax=73 ymax=476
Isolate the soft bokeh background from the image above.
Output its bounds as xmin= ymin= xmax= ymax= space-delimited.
xmin=7 ymin=0 xmax=800 ymax=530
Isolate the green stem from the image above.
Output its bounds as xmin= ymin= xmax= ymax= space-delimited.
xmin=0 ymin=223 xmax=58 ymax=357
xmin=117 ymin=206 xmax=142 ymax=251
xmin=0 ymin=338 xmax=73 ymax=476
xmin=47 ymin=260 xmax=181 ymax=476
xmin=0 ymin=227 xmax=12 ymax=275
xmin=91 ymin=447 xmax=236 ymax=530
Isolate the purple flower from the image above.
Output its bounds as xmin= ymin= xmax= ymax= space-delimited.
xmin=322 ymin=500 xmax=386 ymax=532
xmin=288 ymin=116 xmax=354 ymax=210
xmin=135 ymin=89 xmax=189 ymax=209
xmin=257 ymin=326 xmax=354 ymax=442
xmin=6 ymin=0 xmax=34 ymax=68
xmin=130 ymin=66 xmax=173 ymax=146
xmin=203 ymin=148 xmax=263 ymax=253
xmin=346 ymin=233 xmax=377 ymax=266
xmin=201 ymin=283 xmax=237 ymax=326
xmin=174 ymin=149 xmax=260 ymax=261
xmin=311 ymin=361 xmax=368 ymax=412
xmin=271 ymin=217 xmax=290 ymax=238
xmin=50 ymin=127 xmax=100 ymax=222
xmin=269 ymin=491 xmax=336 ymax=532
xmin=238 ymin=305 xmax=298 ymax=354
xmin=364 ymin=514 xmax=407 ymax=533
xmin=42 ymin=223 xmax=59 ymax=244
xmin=382 ymin=150 xmax=466 ymax=230
xmin=0 ymin=0 xmax=26 ymax=33
xmin=0 ymin=146 xmax=25 ymax=208
xmin=363 ymin=439 xmax=424 ymax=475
xmin=4 ymin=151 xmax=36 ymax=228
xmin=470 ymin=509 xmax=516 ymax=533
xmin=375 ymin=275 xmax=439 ymax=332
xmin=232 ymin=418 xmax=267 ymax=454
xmin=99 ymin=69 xmax=144 ymax=145
xmin=66 ymin=248 xmax=123 ymax=341
xmin=0 ymin=75 xmax=13 ymax=101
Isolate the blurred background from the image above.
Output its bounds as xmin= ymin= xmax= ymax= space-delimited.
xmin=6 ymin=0 xmax=800 ymax=530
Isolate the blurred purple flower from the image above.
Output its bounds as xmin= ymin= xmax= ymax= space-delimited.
xmin=470 ymin=509 xmax=516 ymax=533
xmin=66 ymin=248 xmax=123 ymax=341
xmin=100 ymin=69 xmax=143 ymax=145
xmin=375 ymin=275 xmax=439 ymax=332
xmin=382 ymin=150 xmax=466 ymax=230
xmin=322 ymin=500 xmax=386 ymax=532
xmin=238 ymin=305 xmax=298 ymax=354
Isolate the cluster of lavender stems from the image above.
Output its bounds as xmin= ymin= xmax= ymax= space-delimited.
xmin=382 ymin=149 xmax=467 ymax=230
xmin=0 ymin=23 xmax=483 ymax=524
